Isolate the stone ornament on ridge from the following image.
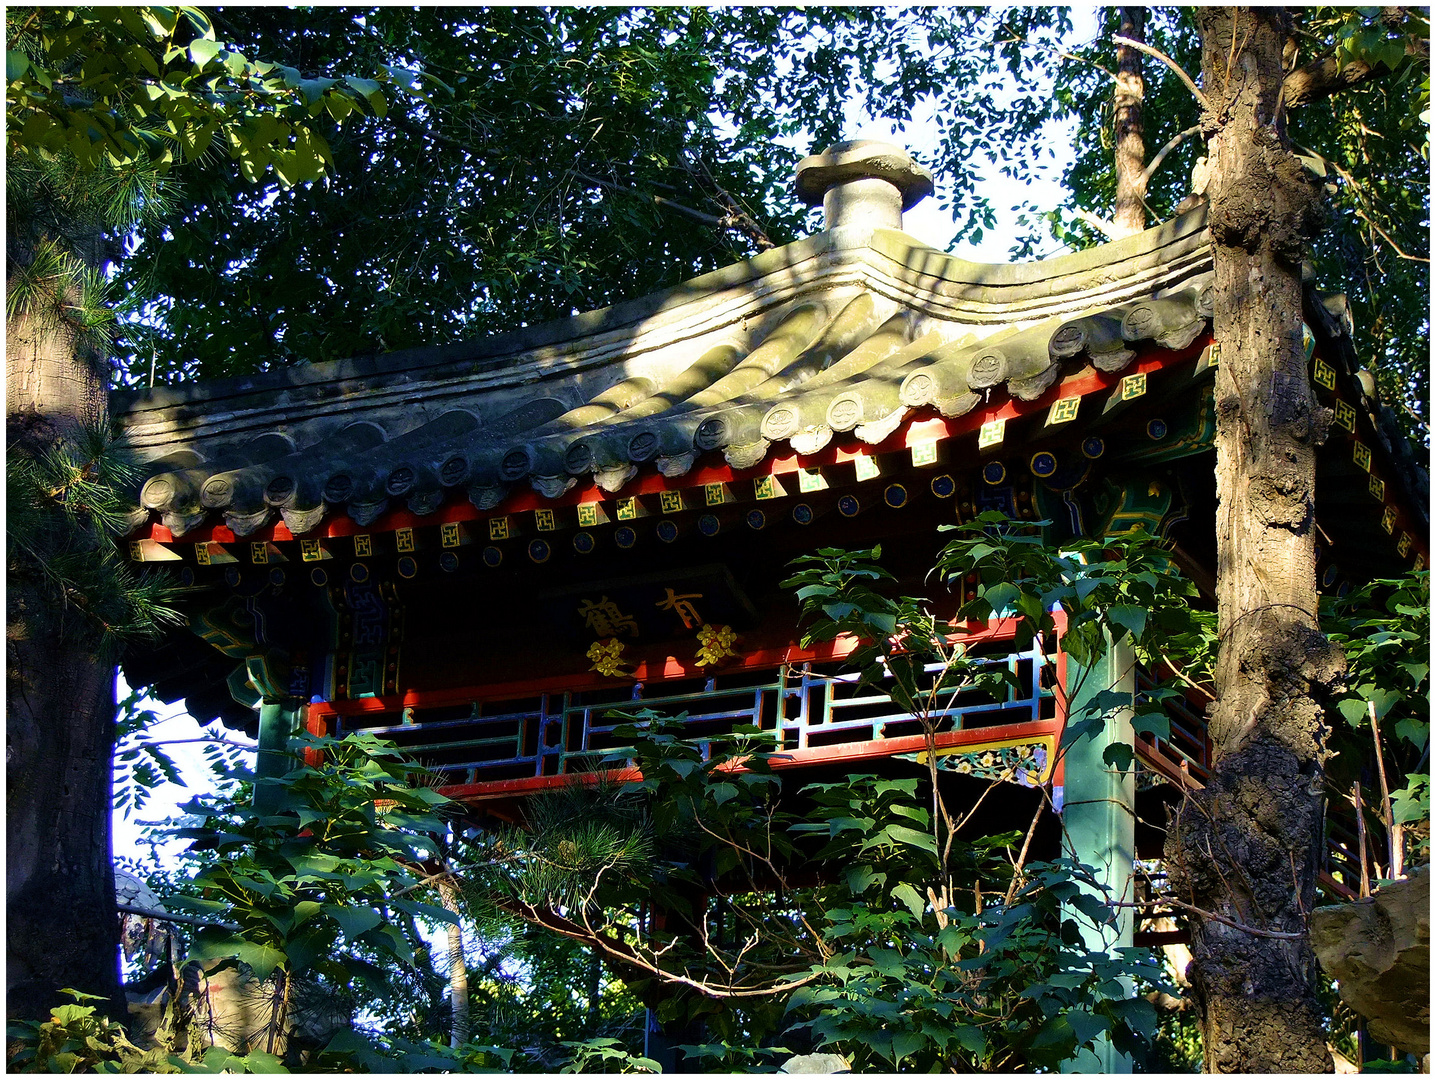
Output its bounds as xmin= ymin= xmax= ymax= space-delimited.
xmin=795 ymin=140 xmax=935 ymax=230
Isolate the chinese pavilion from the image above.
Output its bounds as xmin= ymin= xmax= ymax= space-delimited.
xmin=113 ymin=143 xmax=1428 ymax=1030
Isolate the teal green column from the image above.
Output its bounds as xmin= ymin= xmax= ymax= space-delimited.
xmin=1059 ymin=636 xmax=1136 ymax=1074
xmin=254 ymin=700 xmax=301 ymax=814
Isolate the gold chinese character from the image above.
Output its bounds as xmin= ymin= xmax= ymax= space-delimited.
xmin=1381 ymin=506 xmax=1397 ymax=534
xmin=798 ymin=468 xmax=828 ymax=493
xmin=694 ymin=623 xmax=738 ymax=667
xmin=977 ymin=418 xmax=1005 ymax=449
xmin=1046 ymin=397 xmax=1080 ymax=425
xmin=1368 ymin=474 xmax=1385 ymax=501
xmin=1120 ymin=372 xmax=1147 ymax=401
xmin=704 ymin=483 xmax=726 ymax=506
xmin=1313 ymin=359 xmax=1336 ymax=391
xmin=354 ymin=534 xmax=372 ymax=558
xmin=1397 ymin=533 xmax=1413 ymax=557
xmin=853 ymin=453 xmax=881 ymax=481
xmin=301 ymin=539 xmax=322 ymax=562
xmin=251 ymin=542 xmax=269 ymax=564
xmin=488 ymin=517 xmax=510 ymax=541
xmin=396 ymin=527 xmax=415 ymax=553
xmin=195 ymin=543 xmax=212 ymax=566
xmin=659 ymin=490 xmax=684 ymax=514
xmin=534 ymin=509 xmax=555 ymax=532
xmin=577 ymin=596 xmax=639 ymax=637
xmin=1353 ymin=442 xmax=1371 ymax=472
xmin=754 ymin=475 xmax=778 ymax=500
xmin=129 ymin=541 xmax=145 ymax=562
xmin=655 ymin=588 xmax=704 ymax=630
xmin=1333 ymin=400 xmax=1356 ymax=431
xmin=441 ymin=522 xmax=462 ymax=547
xmin=616 ymin=497 xmax=639 ymax=521
xmin=911 ymin=441 xmax=938 ymax=467
xmin=577 ymin=503 xmax=600 ymax=528
xmin=587 ymin=638 xmax=633 ymax=679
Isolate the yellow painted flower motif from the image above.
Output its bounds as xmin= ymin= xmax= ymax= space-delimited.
xmin=587 ymin=637 xmax=633 ymax=678
xmin=694 ymin=623 xmax=738 ymax=667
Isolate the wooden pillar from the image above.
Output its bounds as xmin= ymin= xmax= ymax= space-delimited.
xmin=1059 ymin=635 xmax=1136 ymax=1073
xmin=254 ymin=699 xmax=301 ymax=814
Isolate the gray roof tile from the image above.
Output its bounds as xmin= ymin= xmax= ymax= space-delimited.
xmin=115 ymin=211 xmax=1225 ymax=538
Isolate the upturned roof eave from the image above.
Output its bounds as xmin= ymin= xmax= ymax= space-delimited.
xmin=111 ymin=207 xmax=1212 ymax=429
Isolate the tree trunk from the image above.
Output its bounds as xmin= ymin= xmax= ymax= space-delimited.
xmin=6 ymin=274 xmax=123 ymax=1018
xmin=1165 ymin=9 xmax=1344 ymax=1073
xmin=1112 ymin=7 xmax=1147 ymax=236
xmin=437 ymin=874 xmax=470 ymax=1047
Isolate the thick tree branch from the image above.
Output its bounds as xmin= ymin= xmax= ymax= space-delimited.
xmin=1282 ymin=34 xmax=1428 ymax=109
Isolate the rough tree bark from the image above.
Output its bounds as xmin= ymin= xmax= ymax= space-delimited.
xmin=1111 ymin=7 xmax=1147 ymax=236
xmin=6 ymin=294 xmax=125 ymax=1019
xmin=1165 ymin=9 xmax=1345 ymax=1073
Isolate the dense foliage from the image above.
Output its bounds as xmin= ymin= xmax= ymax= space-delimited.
xmin=105 ymin=7 xmax=952 ymax=381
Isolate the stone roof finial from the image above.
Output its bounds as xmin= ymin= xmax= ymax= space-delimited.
xmin=795 ymin=140 xmax=934 ymax=232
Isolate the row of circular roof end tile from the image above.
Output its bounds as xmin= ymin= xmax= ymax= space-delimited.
xmin=136 ymin=283 xmax=1217 ymax=539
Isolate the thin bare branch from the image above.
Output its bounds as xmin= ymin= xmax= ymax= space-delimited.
xmin=1073 ymin=207 xmax=1126 ymax=241
xmin=1141 ymin=124 xmax=1204 ymax=186
xmin=1112 ymin=898 xmax=1305 ymax=940
xmin=1114 ymin=34 xmax=1211 ymax=112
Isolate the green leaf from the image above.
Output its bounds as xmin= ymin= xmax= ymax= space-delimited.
xmin=981 ymin=582 xmax=1021 ymax=614
xmin=882 ymin=823 xmax=939 ymax=856
xmin=1337 ymin=697 xmax=1369 ymax=725
xmin=890 ymin=881 xmax=926 ymax=918
xmin=188 ymin=39 xmax=222 ymax=68
xmin=889 ymin=1031 xmax=926 ymax=1065
xmin=1395 ymin=717 xmax=1428 ymax=749
xmin=188 ymin=929 xmax=286 ymax=981
xmin=953 ymin=1025 xmax=986 ymax=1056
xmin=1065 ymin=1008 xmax=1109 ymax=1047
xmin=8 ymin=50 xmax=32 ymax=81
xmin=298 ymin=77 xmax=337 ymax=105
xmin=1102 ymin=743 xmax=1135 ymax=771
xmin=1131 ymin=712 xmax=1170 ymax=740
xmin=1106 ymin=604 xmax=1147 ymax=641
xmin=323 ymin=903 xmax=384 ymax=942
xmin=343 ymin=75 xmax=382 ymax=97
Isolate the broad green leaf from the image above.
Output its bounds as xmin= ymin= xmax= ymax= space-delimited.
xmin=889 ymin=1032 xmax=926 ymax=1065
xmin=890 ymin=881 xmax=926 ymax=918
xmin=882 ymin=823 xmax=939 ymax=856
xmin=1106 ymin=604 xmax=1147 ymax=641
xmin=188 ymin=930 xmax=286 ymax=981
xmin=1395 ymin=716 xmax=1428 ymax=749
xmin=188 ymin=38 xmax=222 ymax=67
xmin=1065 ymin=1008 xmax=1109 ymax=1047
xmin=323 ymin=903 xmax=382 ymax=941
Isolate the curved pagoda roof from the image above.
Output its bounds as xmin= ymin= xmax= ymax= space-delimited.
xmin=112 ymin=139 xmax=1424 ymax=557
xmin=115 ymin=209 xmax=1223 ymax=539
